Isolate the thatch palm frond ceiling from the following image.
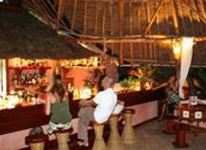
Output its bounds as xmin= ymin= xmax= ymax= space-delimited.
xmin=0 ymin=9 xmax=98 ymax=59
xmin=22 ymin=0 xmax=206 ymax=41
xmin=2 ymin=0 xmax=206 ymax=66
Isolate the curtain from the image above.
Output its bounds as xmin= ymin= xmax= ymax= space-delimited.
xmin=179 ymin=38 xmax=194 ymax=98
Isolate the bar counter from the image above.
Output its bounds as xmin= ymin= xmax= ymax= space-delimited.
xmin=0 ymin=104 xmax=49 ymax=135
xmin=0 ymin=87 xmax=166 ymax=149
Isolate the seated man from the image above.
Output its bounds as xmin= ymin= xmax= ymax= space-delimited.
xmin=77 ymin=76 xmax=117 ymax=147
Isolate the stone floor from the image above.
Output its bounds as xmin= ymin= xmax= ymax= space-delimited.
xmin=25 ymin=119 xmax=206 ymax=150
xmin=130 ymin=120 xmax=206 ymax=150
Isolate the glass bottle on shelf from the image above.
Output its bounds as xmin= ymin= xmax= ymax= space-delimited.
xmin=12 ymin=73 xmax=19 ymax=86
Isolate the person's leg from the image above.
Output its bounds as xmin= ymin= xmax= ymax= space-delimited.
xmin=168 ymin=103 xmax=175 ymax=115
xmin=77 ymin=106 xmax=95 ymax=146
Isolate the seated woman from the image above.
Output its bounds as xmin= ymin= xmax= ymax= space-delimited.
xmin=167 ymin=75 xmax=180 ymax=115
xmin=45 ymin=75 xmax=73 ymax=135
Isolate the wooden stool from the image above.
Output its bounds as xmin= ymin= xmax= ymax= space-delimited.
xmin=92 ymin=122 xmax=107 ymax=150
xmin=162 ymin=115 xmax=178 ymax=134
xmin=172 ymin=123 xmax=189 ymax=148
xmin=25 ymin=133 xmax=48 ymax=150
xmin=121 ymin=108 xmax=137 ymax=144
xmin=107 ymin=114 xmax=124 ymax=150
xmin=54 ymin=128 xmax=73 ymax=150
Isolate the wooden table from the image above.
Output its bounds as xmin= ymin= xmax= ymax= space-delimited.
xmin=172 ymin=102 xmax=206 ymax=148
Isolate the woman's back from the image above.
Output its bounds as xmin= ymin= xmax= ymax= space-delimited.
xmin=51 ymin=100 xmax=72 ymax=124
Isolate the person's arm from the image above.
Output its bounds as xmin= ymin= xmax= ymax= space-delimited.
xmin=152 ymin=82 xmax=168 ymax=91
xmin=79 ymin=98 xmax=96 ymax=107
xmin=113 ymin=100 xmax=125 ymax=114
xmin=45 ymin=93 xmax=51 ymax=116
xmin=117 ymin=100 xmax=124 ymax=105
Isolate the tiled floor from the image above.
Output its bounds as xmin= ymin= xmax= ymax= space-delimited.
xmin=26 ymin=119 xmax=206 ymax=150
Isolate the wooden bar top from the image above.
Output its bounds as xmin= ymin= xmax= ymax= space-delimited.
xmin=0 ymin=87 xmax=166 ymax=135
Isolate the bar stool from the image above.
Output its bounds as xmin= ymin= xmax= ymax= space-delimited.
xmin=92 ymin=121 xmax=107 ymax=150
xmin=172 ymin=123 xmax=189 ymax=148
xmin=107 ymin=114 xmax=124 ymax=150
xmin=25 ymin=133 xmax=49 ymax=150
xmin=162 ymin=115 xmax=178 ymax=134
xmin=121 ymin=108 xmax=137 ymax=144
xmin=54 ymin=128 xmax=73 ymax=150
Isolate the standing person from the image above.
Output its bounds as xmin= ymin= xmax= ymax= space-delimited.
xmin=101 ymin=54 xmax=120 ymax=83
xmin=167 ymin=75 xmax=180 ymax=115
xmin=77 ymin=76 xmax=117 ymax=147
xmin=45 ymin=75 xmax=73 ymax=135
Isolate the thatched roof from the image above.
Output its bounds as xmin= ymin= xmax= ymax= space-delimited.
xmin=0 ymin=9 xmax=98 ymax=59
xmin=1 ymin=0 xmax=206 ymax=66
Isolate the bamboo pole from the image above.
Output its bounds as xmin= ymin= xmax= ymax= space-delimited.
xmin=102 ymin=2 xmax=106 ymax=35
xmin=118 ymin=0 xmax=124 ymax=65
xmin=83 ymin=1 xmax=88 ymax=34
xmin=95 ymin=2 xmax=98 ymax=34
xmin=30 ymin=0 xmax=54 ymax=27
xmin=45 ymin=0 xmax=67 ymax=29
xmin=171 ymin=0 xmax=180 ymax=35
xmin=42 ymin=0 xmax=57 ymax=22
xmin=56 ymin=0 xmax=65 ymax=31
xmin=120 ymin=42 xmax=124 ymax=65
xmin=110 ymin=1 xmax=114 ymax=36
xmin=143 ymin=0 xmax=164 ymax=36
xmin=71 ymin=0 xmax=78 ymax=31
xmin=129 ymin=2 xmax=133 ymax=65
xmin=154 ymin=2 xmax=163 ymax=61
xmin=147 ymin=2 xmax=153 ymax=60
xmin=67 ymin=36 xmax=175 ymax=44
xmin=118 ymin=0 xmax=124 ymax=36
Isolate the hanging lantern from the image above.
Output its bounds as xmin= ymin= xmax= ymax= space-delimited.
xmin=172 ymin=38 xmax=182 ymax=60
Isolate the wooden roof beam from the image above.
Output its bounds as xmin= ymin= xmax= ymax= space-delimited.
xmin=195 ymin=36 xmax=206 ymax=43
xmin=71 ymin=0 xmax=78 ymax=31
xmin=72 ymin=0 xmax=163 ymax=2
xmin=63 ymin=35 xmax=175 ymax=44
xmin=56 ymin=0 xmax=65 ymax=31
xmin=118 ymin=0 xmax=124 ymax=36
xmin=118 ymin=0 xmax=125 ymax=64
xmin=30 ymin=0 xmax=54 ymax=28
